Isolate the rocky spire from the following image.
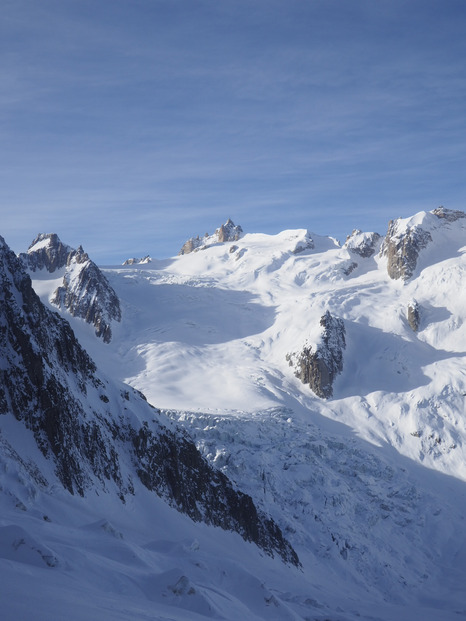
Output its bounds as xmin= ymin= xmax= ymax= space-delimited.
xmin=179 ymin=219 xmax=243 ymax=255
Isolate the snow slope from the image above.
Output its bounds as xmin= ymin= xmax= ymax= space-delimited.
xmin=84 ymin=219 xmax=466 ymax=481
xmin=10 ymin=209 xmax=466 ymax=619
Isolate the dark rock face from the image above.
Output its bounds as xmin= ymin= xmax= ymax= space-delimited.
xmin=132 ymin=424 xmax=299 ymax=566
xmin=21 ymin=233 xmax=71 ymax=272
xmin=287 ymin=311 xmax=346 ymax=399
xmin=344 ymin=230 xmax=381 ymax=258
xmin=1 ymin=235 xmax=298 ymax=565
xmin=179 ymin=219 xmax=243 ymax=255
xmin=380 ymin=221 xmax=432 ymax=281
xmin=0 ymin=235 xmax=103 ymax=495
xmin=21 ymin=234 xmax=121 ymax=343
xmin=51 ymin=251 xmax=121 ymax=343
xmin=343 ymin=261 xmax=358 ymax=276
xmin=407 ymin=301 xmax=421 ymax=332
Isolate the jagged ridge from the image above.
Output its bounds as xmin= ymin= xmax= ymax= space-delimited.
xmin=21 ymin=233 xmax=121 ymax=343
xmin=179 ymin=218 xmax=243 ymax=255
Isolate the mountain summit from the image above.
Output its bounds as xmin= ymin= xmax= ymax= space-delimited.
xmin=21 ymin=233 xmax=121 ymax=342
xmin=179 ymin=218 xmax=243 ymax=255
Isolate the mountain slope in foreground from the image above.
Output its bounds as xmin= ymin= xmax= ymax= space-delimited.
xmin=0 ymin=233 xmax=301 ymax=621
xmin=3 ymin=208 xmax=466 ymax=620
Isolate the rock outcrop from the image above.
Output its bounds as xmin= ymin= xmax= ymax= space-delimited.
xmin=291 ymin=231 xmax=314 ymax=254
xmin=20 ymin=232 xmax=72 ymax=272
xmin=132 ymin=425 xmax=299 ymax=564
xmin=379 ymin=208 xmax=466 ymax=282
xmin=344 ymin=230 xmax=381 ymax=258
xmin=1 ymin=234 xmax=298 ymax=566
xmin=380 ymin=220 xmax=432 ymax=281
xmin=432 ymin=206 xmax=466 ymax=222
xmin=122 ymin=255 xmax=152 ymax=265
xmin=179 ymin=235 xmax=205 ymax=255
xmin=179 ymin=219 xmax=243 ymax=255
xmin=407 ymin=300 xmax=421 ymax=332
xmin=287 ymin=311 xmax=346 ymax=399
xmin=21 ymin=233 xmax=121 ymax=343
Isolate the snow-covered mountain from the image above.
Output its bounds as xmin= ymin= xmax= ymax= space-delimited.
xmin=0 ymin=233 xmax=300 ymax=620
xmin=20 ymin=233 xmax=121 ymax=342
xmin=2 ymin=206 xmax=466 ymax=620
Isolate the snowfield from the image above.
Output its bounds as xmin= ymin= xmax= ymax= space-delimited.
xmin=2 ymin=211 xmax=466 ymax=620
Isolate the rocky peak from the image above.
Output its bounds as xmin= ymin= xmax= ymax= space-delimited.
xmin=122 ymin=255 xmax=152 ymax=265
xmin=50 ymin=255 xmax=121 ymax=343
xmin=0 ymin=234 xmax=99 ymax=493
xmin=21 ymin=234 xmax=121 ymax=343
xmin=216 ymin=218 xmax=243 ymax=243
xmin=21 ymin=234 xmax=91 ymax=272
xmin=286 ymin=311 xmax=346 ymax=399
xmin=23 ymin=233 xmax=72 ymax=272
xmin=344 ymin=229 xmax=381 ymax=258
xmin=179 ymin=219 xmax=243 ymax=255
xmin=72 ymin=245 xmax=90 ymax=264
xmin=179 ymin=236 xmax=203 ymax=255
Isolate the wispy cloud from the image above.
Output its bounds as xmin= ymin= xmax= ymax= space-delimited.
xmin=2 ymin=0 xmax=466 ymax=261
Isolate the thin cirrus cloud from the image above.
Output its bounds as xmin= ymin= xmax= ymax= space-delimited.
xmin=1 ymin=0 xmax=466 ymax=262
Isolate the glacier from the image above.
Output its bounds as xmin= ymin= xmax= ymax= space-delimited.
xmin=2 ymin=210 xmax=466 ymax=620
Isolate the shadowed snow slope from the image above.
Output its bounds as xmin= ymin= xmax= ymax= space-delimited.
xmin=8 ymin=208 xmax=466 ymax=620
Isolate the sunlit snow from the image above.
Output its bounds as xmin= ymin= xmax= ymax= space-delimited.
xmin=2 ymin=213 xmax=466 ymax=620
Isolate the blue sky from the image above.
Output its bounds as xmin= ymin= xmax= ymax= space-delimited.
xmin=2 ymin=0 xmax=466 ymax=263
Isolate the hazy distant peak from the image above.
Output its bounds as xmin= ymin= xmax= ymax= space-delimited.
xmin=122 ymin=255 xmax=152 ymax=265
